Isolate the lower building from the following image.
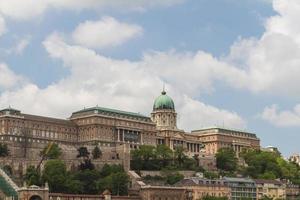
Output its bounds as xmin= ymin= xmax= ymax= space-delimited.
xmin=139 ymin=185 xmax=190 ymax=200
xmin=255 ymin=179 xmax=286 ymax=199
xmin=286 ymin=184 xmax=300 ymax=200
xmin=176 ymin=178 xmax=231 ymax=200
xmin=289 ymin=154 xmax=300 ymax=166
xmin=223 ymin=177 xmax=257 ymax=200
xmin=261 ymin=146 xmax=281 ymax=155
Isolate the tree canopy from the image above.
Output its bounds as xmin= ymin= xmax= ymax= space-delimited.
xmin=92 ymin=145 xmax=102 ymax=159
xmin=40 ymin=143 xmax=62 ymax=159
xmin=24 ymin=166 xmax=42 ymax=186
xmin=131 ymin=145 xmax=200 ymax=171
xmin=239 ymin=149 xmax=300 ymax=183
xmin=0 ymin=143 xmax=9 ymax=157
xmin=215 ymin=148 xmax=238 ymax=173
xmin=23 ymin=158 xmax=129 ymax=195
xmin=42 ymin=159 xmax=67 ymax=193
xmin=77 ymin=147 xmax=90 ymax=158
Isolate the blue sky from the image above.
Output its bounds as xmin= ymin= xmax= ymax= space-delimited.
xmin=0 ymin=0 xmax=299 ymax=156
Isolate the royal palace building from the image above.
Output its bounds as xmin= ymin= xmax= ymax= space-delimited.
xmin=192 ymin=127 xmax=260 ymax=156
xmin=0 ymin=90 xmax=260 ymax=173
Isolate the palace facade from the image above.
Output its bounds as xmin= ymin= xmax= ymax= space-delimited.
xmin=0 ymin=90 xmax=260 ymax=172
xmin=192 ymin=127 xmax=260 ymax=156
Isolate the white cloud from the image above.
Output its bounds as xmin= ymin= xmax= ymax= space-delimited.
xmin=0 ymin=33 xmax=246 ymax=131
xmin=0 ymin=0 xmax=183 ymax=20
xmin=178 ymin=96 xmax=246 ymax=131
xmin=5 ymin=36 xmax=31 ymax=55
xmin=261 ymin=104 xmax=300 ymax=127
xmin=222 ymin=0 xmax=300 ymax=98
xmin=14 ymin=37 xmax=31 ymax=54
xmin=0 ymin=63 xmax=25 ymax=90
xmin=72 ymin=17 xmax=143 ymax=49
xmin=0 ymin=15 xmax=6 ymax=36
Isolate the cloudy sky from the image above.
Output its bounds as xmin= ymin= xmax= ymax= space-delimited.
xmin=0 ymin=0 xmax=299 ymax=156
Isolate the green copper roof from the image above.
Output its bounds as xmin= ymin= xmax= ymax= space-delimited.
xmin=72 ymin=106 xmax=150 ymax=120
xmin=153 ymin=90 xmax=175 ymax=110
xmin=0 ymin=107 xmax=20 ymax=113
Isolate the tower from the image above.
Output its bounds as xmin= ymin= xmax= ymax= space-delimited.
xmin=151 ymin=90 xmax=177 ymax=130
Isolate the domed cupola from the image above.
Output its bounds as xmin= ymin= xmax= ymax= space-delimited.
xmin=151 ymin=90 xmax=177 ymax=130
xmin=153 ymin=90 xmax=175 ymax=110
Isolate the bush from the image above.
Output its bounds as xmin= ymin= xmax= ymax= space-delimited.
xmin=204 ymin=171 xmax=219 ymax=179
xmin=165 ymin=172 xmax=184 ymax=185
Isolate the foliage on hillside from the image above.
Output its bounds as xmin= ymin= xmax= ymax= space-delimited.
xmin=131 ymin=145 xmax=203 ymax=171
xmin=24 ymin=146 xmax=129 ymax=195
xmin=40 ymin=143 xmax=62 ymax=159
xmin=239 ymin=149 xmax=300 ymax=183
xmin=0 ymin=143 xmax=9 ymax=157
xmin=215 ymin=147 xmax=300 ymax=184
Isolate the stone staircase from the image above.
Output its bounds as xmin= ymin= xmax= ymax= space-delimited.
xmin=0 ymin=167 xmax=19 ymax=199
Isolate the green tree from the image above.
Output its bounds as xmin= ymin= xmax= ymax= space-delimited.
xmin=40 ymin=143 xmax=62 ymax=159
xmin=156 ymin=145 xmax=172 ymax=167
xmin=204 ymin=171 xmax=219 ymax=179
xmin=165 ymin=172 xmax=184 ymax=185
xmin=240 ymin=149 xmax=282 ymax=179
xmin=97 ymin=172 xmax=129 ymax=196
xmin=0 ymin=143 xmax=9 ymax=157
xmin=42 ymin=159 xmax=67 ymax=193
xmin=182 ymin=158 xmax=198 ymax=170
xmin=92 ymin=146 xmax=102 ymax=159
xmin=100 ymin=164 xmax=124 ymax=177
xmin=216 ymin=148 xmax=238 ymax=172
xmin=132 ymin=145 xmax=156 ymax=161
xmin=64 ymin=177 xmax=83 ymax=194
xmin=174 ymin=146 xmax=186 ymax=167
xmin=77 ymin=147 xmax=90 ymax=158
xmin=24 ymin=166 xmax=42 ymax=186
xmin=131 ymin=145 xmax=157 ymax=170
xmin=78 ymin=159 xmax=95 ymax=171
xmin=73 ymin=169 xmax=100 ymax=194
xmin=97 ymin=164 xmax=129 ymax=195
xmin=77 ymin=147 xmax=94 ymax=170
xmin=110 ymin=172 xmax=129 ymax=195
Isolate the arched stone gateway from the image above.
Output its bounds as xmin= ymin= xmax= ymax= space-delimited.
xmin=29 ymin=195 xmax=42 ymax=200
xmin=18 ymin=185 xmax=49 ymax=200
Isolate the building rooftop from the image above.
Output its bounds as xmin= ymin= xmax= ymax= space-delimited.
xmin=23 ymin=114 xmax=75 ymax=126
xmin=192 ymin=126 xmax=255 ymax=134
xmin=0 ymin=107 xmax=20 ymax=113
xmin=176 ymin=178 xmax=228 ymax=187
xmin=254 ymin=179 xmax=282 ymax=185
xmin=223 ymin=177 xmax=255 ymax=183
xmin=72 ymin=106 xmax=150 ymax=120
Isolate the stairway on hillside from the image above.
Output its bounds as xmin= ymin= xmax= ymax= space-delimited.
xmin=0 ymin=167 xmax=19 ymax=199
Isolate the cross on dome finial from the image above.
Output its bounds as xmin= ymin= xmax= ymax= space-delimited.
xmin=162 ymin=83 xmax=166 ymax=95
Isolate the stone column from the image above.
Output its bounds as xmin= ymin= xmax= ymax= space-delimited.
xmin=117 ymin=129 xmax=120 ymax=142
xmin=140 ymin=131 xmax=143 ymax=144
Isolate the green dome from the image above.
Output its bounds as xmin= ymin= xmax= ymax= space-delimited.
xmin=153 ymin=90 xmax=175 ymax=110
